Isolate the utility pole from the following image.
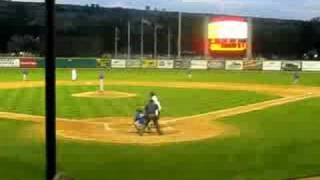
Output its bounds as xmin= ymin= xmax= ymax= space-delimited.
xmin=114 ymin=27 xmax=119 ymax=58
xmin=177 ymin=12 xmax=182 ymax=59
xmin=127 ymin=20 xmax=131 ymax=60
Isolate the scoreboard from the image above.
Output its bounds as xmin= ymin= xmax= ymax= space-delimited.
xmin=208 ymin=16 xmax=248 ymax=54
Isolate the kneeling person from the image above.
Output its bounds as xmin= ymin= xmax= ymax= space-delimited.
xmin=134 ymin=109 xmax=145 ymax=130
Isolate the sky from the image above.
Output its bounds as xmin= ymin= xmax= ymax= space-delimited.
xmin=13 ymin=0 xmax=320 ymax=20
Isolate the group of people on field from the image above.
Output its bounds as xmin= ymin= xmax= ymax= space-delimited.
xmin=134 ymin=91 xmax=163 ymax=136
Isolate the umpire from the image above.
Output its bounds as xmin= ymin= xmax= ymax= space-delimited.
xmin=139 ymin=99 xmax=163 ymax=136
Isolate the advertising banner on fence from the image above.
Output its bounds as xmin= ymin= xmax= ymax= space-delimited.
xmin=20 ymin=57 xmax=37 ymax=68
xmin=281 ymin=61 xmax=301 ymax=71
xmin=111 ymin=59 xmax=126 ymax=68
xmin=190 ymin=60 xmax=208 ymax=69
xmin=157 ymin=60 xmax=174 ymax=69
xmin=97 ymin=58 xmax=111 ymax=68
xmin=302 ymin=61 xmax=320 ymax=71
xmin=126 ymin=60 xmax=141 ymax=68
xmin=0 ymin=58 xmax=20 ymax=68
xmin=207 ymin=60 xmax=225 ymax=69
xmin=174 ymin=60 xmax=191 ymax=69
xmin=143 ymin=59 xmax=157 ymax=68
xmin=262 ymin=61 xmax=281 ymax=71
xmin=243 ymin=60 xmax=262 ymax=70
xmin=225 ymin=60 xmax=243 ymax=70
xmin=54 ymin=58 xmax=97 ymax=68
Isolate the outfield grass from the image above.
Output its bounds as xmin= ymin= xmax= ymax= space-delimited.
xmin=0 ymin=85 xmax=275 ymax=118
xmin=2 ymin=68 xmax=320 ymax=86
xmin=1 ymin=98 xmax=320 ymax=180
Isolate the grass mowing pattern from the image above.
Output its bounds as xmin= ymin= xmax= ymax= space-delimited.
xmin=1 ymin=98 xmax=320 ymax=180
xmin=0 ymin=120 xmax=44 ymax=180
xmin=0 ymin=85 xmax=276 ymax=118
xmin=1 ymin=69 xmax=320 ymax=180
xmin=2 ymin=69 xmax=320 ymax=86
xmin=55 ymin=97 xmax=320 ymax=180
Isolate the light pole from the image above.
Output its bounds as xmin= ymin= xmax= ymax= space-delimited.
xmin=153 ymin=24 xmax=162 ymax=59
xmin=114 ymin=26 xmax=119 ymax=58
xmin=140 ymin=19 xmax=144 ymax=60
xmin=127 ymin=20 xmax=131 ymax=60
xmin=168 ymin=26 xmax=171 ymax=58
xmin=140 ymin=18 xmax=151 ymax=60
xmin=204 ymin=16 xmax=209 ymax=59
xmin=177 ymin=12 xmax=182 ymax=59
xmin=246 ymin=18 xmax=253 ymax=60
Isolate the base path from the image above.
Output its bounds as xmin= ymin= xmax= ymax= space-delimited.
xmin=1 ymin=81 xmax=320 ymax=145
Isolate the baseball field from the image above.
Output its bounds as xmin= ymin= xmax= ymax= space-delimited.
xmin=1 ymin=69 xmax=320 ymax=180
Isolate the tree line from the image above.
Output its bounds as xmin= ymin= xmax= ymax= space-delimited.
xmin=0 ymin=1 xmax=319 ymax=59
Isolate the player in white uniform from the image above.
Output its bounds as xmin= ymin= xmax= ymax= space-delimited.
xmin=150 ymin=92 xmax=161 ymax=118
xmin=71 ymin=68 xmax=77 ymax=81
xmin=99 ymin=70 xmax=105 ymax=91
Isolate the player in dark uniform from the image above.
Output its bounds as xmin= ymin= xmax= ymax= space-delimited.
xmin=139 ymin=99 xmax=163 ymax=136
xmin=293 ymin=71 xmax=300 ymax=84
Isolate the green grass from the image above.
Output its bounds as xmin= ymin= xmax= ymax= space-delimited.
xmin=0 ymin=85 xmax=275 ymax=118
xmin=1 ymin=69 xmax=320 ymax=180
xmin=0 ymin=120 xmax=44 ymax=180
xmin=1 ymin=98 xmax=320 ymax=180
xmin=2 ymin=68 xmax=320 ymax=86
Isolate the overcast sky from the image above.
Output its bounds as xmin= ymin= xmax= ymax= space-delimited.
xmin=13 ymin=0 xmax=320 ymax=20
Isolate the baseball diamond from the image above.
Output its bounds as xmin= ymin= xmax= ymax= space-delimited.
xmin=2 ymin=1 xmax=320 ymax=179
xmin=1 ymin=69 xmax=320 ymax=180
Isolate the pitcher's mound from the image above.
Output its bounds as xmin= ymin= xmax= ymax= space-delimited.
xmin=72 ymin=91 xmax=137 ymax=99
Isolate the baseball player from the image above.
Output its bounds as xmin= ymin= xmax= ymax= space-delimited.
xmin=139 ymin=99 xmax=162 ymax=136
xmin=293 ymin=71 xmax=300 ymax=84
xmin=187 ymin=69 xmax=192 ymax=79
xmin=150 ymin=91 xmax=161 ymax=118
xmin=22 ymin=69 xmax=29 ymax=81
xmin=99 ymin=70 xmax=105 ymax=91
xmin=134 ymin=109 xmax=145 ymax=130
xmin=71 ymin=68 xmax=77 ymax=81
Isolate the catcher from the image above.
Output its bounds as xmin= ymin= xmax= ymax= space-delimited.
xmin=134 ymin=109 xmax=145 ymax=130
xmin=133 ymin=108 xmax=153 ymax=133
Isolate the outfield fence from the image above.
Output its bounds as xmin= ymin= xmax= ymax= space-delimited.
xmin=0 ymin=57 xmax=320 ymax=71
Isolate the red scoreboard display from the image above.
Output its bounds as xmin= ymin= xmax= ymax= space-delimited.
xmin=208 ymin=16 xmax=248 ymax=56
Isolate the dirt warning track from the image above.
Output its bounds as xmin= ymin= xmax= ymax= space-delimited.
xmin=0 ymin=81 xmax=320 ymax=145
